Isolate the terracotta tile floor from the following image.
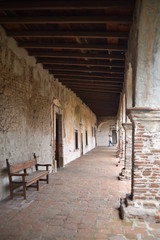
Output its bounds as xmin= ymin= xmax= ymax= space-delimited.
xmin=0 ymin=147 xmax=160 ymax=240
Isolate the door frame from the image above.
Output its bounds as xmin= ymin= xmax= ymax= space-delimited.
xmin=51 ymin=99 xmax=64 ymax=171
xmin=81 ymin=132 xmax=83 ymax=155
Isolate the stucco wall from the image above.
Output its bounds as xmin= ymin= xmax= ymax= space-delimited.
xmin=135 ymin=0 xmax=160 ymax=107
xmin=0 ymin=26 xmax=97 ymax=200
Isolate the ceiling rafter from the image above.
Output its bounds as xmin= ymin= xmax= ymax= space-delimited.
xmin=62 ymin=83 xmax=122 ymax=89
xmin=47 ymin=66 xmax=124 ymax=73
xmin=28 ymin=51 xmax=125 ymax=60
xmin=0 ymin=16 xmax=132 ymax=24
xmin=77 ymin=92 xmax=120 ymax=97
xmin=66 ymin=87 xmax=121 ymax=93
xmin=57 ymin=83 xmax=122 ymax=89
xmin=56 ymin=76 xmax=123 ymax=83
xmin=57 ymin=80 xmax=123 ymax=86
xmin=9 ymin=30 xmax=129 ymax=39
xmin=37 ymin=58 xmax=124 ymax=68
xmin=0 ymin=1 xmax=134 ymax=10
xmin=18 ymin=42 xmax=127 ymax=51
xmin=52 ymin=71 xmax=123 ymax=78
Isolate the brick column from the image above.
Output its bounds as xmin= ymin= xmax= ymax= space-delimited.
xmin=119 ymin=126 xmax=125 ymax=161
xmin=119 ymin=123 xmax=132 ymax=180
xmin=120 ymin=108 xmax=160 ymax=223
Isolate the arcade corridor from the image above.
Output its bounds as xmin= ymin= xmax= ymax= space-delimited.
xmin=0 ymin=147 xmax=159 ymax=240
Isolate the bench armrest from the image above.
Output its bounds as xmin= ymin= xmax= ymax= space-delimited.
xmin=10 ymin=173 xmax=28 ymax=184
xmin=36 ymin=164 xmax=51 ymax=167
xmin=36 ymin=163 xmax=51 ymax=171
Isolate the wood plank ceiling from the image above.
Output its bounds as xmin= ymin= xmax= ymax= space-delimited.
xmin=0 ymin=0 xmax=135 ymax=117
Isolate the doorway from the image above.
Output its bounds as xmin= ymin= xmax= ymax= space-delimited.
xmin=81 ymin=133 xmax=83 ymax=155
xmin=112 ymin=130 xmax=117 ymax=144
xmin=55 ymin=113 xmax=63 ymax=168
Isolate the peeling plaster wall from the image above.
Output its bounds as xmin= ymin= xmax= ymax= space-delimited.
xmin=97 ymin=117 xmax=116 ymax=146
xmin=135 ymin=0 xmax=160 ymax=107
xmin=125 ymin=0 xmax=160 ymax=108
xmin=124 ymin=0 xmax=141 ymax=108
xmin=0 ymin=26 xmax=96 ymax=200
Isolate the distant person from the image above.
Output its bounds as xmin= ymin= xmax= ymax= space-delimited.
xmin=109 ymin=135 xmax=114 ymax=147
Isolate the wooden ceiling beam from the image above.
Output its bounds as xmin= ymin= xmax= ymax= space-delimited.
xmin=84 ymin=105 xmax=119 ymax=110
xmin=19 ymin=42 xmax=127 ymax=51
xmin=83 ymin=93 xmax=119 ymax=95
xmin=79 ymin=97 xmax=120 ymax=101
xmin=57 ymin=77 xmax=123 ymax=83
xmin=82 ymin=100 xmax=119 ymax=104
xmin=62 ymin=82 xmax=122 ymax=90
xmin=0 ymin=16 xmax=131 ymax=24
xmin=65 ymin=83 xmax=122 ymax=89
xmin=28 ymin=51 xmax=125 ymax=60
xmin=52 ymin=71 xmax=123 ymax=79
xmin=68 ymin=87 xmax=121 ymax=93
xmin=48 ymin=66 xmax=124 ymax=73
xmin=84 ymin=109 xmax=117 ymax=114
xmin=83 ymin=101 xmax=119 ymax=105
xmin=37 ymin=58 xmax=124 ymax=67
xmin=79 ymin=99 xmax=119 ymax=104
xmin=9 ymin=30 xmax=129 ymax=39
xmin=73 ymin=89 xmax=120 ymax=95
xmin=78 ymin=99 xmax=119 ymax=104
xmin=59 ymin=80 xmax=122 ymax=86
xmin=56 ymin=77 xmax=123 ymax=83
xmin=47 ymin=66 xmax=124 ymax=73
xmin=54 ymin=71 xmax=123 ymax=81
xmin=61 ymin=81 xmax=122 ymax=90
xmin=76 ymin=91 xmax=120 ymax=96
xmin=0 ymin=1 xmax=134 ymax=10
xmin=83 ymin=100 xmax=119 ymax=103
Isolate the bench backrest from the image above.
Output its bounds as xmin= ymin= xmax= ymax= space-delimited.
xmin=6 ymin=159 xmax=37 ymax=174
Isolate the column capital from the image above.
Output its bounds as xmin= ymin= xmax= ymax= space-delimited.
xmin=127 ymin=107 xmax=160 ymax=123
xmin=122 ymin=122 xmax=132 ymax=131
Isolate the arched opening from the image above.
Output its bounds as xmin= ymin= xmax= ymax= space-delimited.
xmin=97 ymin=118 xmax=117 ymax=146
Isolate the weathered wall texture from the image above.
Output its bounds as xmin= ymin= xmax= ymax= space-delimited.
xmin=63 ymin=100 xmax=96 ymax=164
xmin=0 ymin=26 xmax=96 ymax=200
xmin=97 ymin=117 xmax=116 ymax=146
xmin=124 ymin=0 xmax=160 ymax=108
xmin=135 ymin=0 xmax=160 ymax=107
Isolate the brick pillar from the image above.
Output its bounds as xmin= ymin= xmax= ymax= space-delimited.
xmin=119 ymin=126 xmax=125 ymax=161
xmin=120 ymin=108 xmax=160 ymax=223
xmin=119 ymin=123 xmax=132 ymax=180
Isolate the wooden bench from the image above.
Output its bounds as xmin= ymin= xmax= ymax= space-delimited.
xmin=6 ymin=158 xmax=51 ymax=199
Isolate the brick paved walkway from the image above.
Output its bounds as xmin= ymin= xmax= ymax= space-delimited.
xmin=0 ymin=147 xmax=160 ymax=240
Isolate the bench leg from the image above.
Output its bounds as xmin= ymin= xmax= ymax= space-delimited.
xmin=23 ymin=182 xmax=26 ymax=200
xmin=47 ymin=175 xmax=49 ymax=184
xmin=37 ymin=181 xmax=39 ymax=191
xmin=9 ymin=183 xmax=13 ymax=199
